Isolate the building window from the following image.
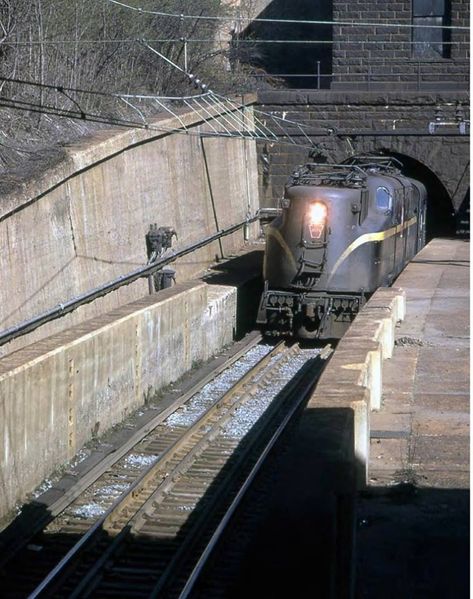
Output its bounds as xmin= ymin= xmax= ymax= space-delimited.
xmin=412 ymin=0 xmax=451 ymax=59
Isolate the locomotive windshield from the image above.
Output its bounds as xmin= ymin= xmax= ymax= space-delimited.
xmin=376 ymin=187 xmax=392 ymax=211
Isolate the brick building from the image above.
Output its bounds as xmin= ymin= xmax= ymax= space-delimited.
xmin=332 ymin=0 xmax=469 ymax=91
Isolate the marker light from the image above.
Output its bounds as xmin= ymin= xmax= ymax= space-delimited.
xmin=308 ymin=202 xmax=327 ymax=225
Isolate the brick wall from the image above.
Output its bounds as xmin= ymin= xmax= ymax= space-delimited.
xmin=332 ymin=0 xmax=469 ymax=90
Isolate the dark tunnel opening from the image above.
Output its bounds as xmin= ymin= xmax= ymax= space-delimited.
xmin=382 ymin=152 xmax=457 ymax=239
xmin=235 ymin=0 xmax=333 ymax=89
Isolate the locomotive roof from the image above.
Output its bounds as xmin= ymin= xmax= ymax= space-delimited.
xmin=288 ymin=157 xmax=402 ymax=189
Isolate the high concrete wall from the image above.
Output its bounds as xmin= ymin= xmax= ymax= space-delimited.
xmin=0 ymin=281 xmax=237 ymax=520
xmin=0 ymin=100 xmax=260 ymax=358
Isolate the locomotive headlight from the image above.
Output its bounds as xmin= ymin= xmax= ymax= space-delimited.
xmin=307 ymin=201 xmax=327 ymax=240
xmin=308 ymin=201 xmax=327 ymax=225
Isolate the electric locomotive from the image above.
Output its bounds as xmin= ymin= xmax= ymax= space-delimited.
xmin=257 ymin=156 xmax=427 ymax=339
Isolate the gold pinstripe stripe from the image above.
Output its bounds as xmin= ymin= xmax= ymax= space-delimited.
xmin=264 ymin=227 xmax=298 ymax=276
xmin=329 ymin=216 xmax=418 ymax=279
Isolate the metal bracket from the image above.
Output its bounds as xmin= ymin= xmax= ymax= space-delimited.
xmin=146 ymin=225 xmax=177 ymax=292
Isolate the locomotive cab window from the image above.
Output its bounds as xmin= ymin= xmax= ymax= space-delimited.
xmin=376 ymin=187 xmax=392 ymax=212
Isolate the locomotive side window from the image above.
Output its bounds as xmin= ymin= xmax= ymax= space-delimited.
xmin=412 ymin=186 xmax=420 ymax=213
xmin=376 ymin=187 xmax=392 ymax=212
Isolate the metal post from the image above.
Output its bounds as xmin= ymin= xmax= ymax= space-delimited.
xmin=316 ymin=61 xmax=321 ymax=90
xmin=184 ymin=39 xmax=188 ymax=73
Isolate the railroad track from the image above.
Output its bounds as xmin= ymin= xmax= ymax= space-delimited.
xmin=0 ymin=335 xmax=330 ymax=598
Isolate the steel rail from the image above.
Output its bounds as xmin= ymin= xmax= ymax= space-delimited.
xmin=0 ymin=332 xmax=262 ymax=568
xmin=0 ymin=216 xmax=259 ymax=347
xmin=69 ymin=343 xmax=297 ymax=597
xmin=75 ymin=342 xmax=299 ymax=599
xmin=178 ymin=344 xmax=333 ymax=598
xmin=27 ymin=340 xmax=285 ymax=598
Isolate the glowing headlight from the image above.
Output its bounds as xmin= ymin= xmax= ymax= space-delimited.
xmin=307 ymin=201 xmax=327 ymax=240
xmin=308 ymin=201 xmax=327 ymax=225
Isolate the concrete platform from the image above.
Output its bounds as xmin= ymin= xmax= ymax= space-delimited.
xmin=357 ymin=238 xmax=469 ymax=598
xmin=368 ymin=238 xmax=469 ymax=487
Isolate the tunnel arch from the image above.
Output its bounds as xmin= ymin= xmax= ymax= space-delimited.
xmin=377 ymin=150 xmax=456 ymax=239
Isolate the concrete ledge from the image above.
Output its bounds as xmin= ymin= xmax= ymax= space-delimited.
xmin=0 ymin=281 xmax=237 ymax=519
xmin=307 ymin=286 xmax=406 ymax=488
xmin=285 ymin=286 xmax=406 ymax=597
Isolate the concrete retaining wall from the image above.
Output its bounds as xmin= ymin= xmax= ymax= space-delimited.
xmin=0 ymin=99 xmax=260 ymax=358
xmin=0 ymin=281 xmax=237 ymax=520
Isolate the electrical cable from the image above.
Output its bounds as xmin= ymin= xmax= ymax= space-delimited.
xmin=0 ymin=96 xmax=317 ymax=152
xmin=0 ymin=216 xmax=260 ymax=347
xmin=2 ymin=38 xmax=469 ymax=46
xmin=104 ymin=0 xmax=469 ymax=30
xmin=0 ymin=71 xmax=319 ymax=135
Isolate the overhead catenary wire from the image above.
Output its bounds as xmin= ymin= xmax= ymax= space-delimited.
xmin=2 ymin=38 xmax=469 ymax=46
xmin=0 ymin=95 xmax=314 ymax=150
xmin=0 ymin=65 xmax=318 ymax=145
xmin=134 ymin=45 xmax=315 ymax=132
xmin=104 ymin=0 xmax=469 ymax=30
xmin=0 ymin=76 xmax=318 ymax=163
xmin=0 ymin=68 xmax=465 ymax=253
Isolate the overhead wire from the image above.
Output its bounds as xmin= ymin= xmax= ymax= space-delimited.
xmin=0 ymin=77 xmax=317 ymax=157
xmin=1 ymin=19 xmax=467 ymax=176
xmin=0 ymin=74 xmax=313 ymax=131
xmin=0 ymin=7 xmax=466 ymax=334
xmin=2 ymin=39 xmax=469 ymax=46
xmin=104 ymin=0 xmax=469 ymax=30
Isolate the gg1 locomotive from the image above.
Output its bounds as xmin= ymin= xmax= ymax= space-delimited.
xmin=257 ymin=156 xmax=427 ymax=339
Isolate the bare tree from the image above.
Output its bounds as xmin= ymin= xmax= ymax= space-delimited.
xmin=0 ymin=0 xmax=264 ymax=177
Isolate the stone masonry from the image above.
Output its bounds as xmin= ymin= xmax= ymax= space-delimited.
xmin=256 ymin=90 xmax=469 ymax=214
xmin=332 ymin=0 xmax=469 ymax=90
xmin=254 ymin=0 xmax=469 ymax=230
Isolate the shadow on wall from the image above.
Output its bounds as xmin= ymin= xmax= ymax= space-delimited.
xmin=383 ymin=151 xmax=457 ymax=239
xmin=203 ymin=250 xmax=264 ymax=340
xmin=235 ymin=0 xmax=333 ymax=89
xmin=455 ymin=188 xmax=470 ymax=238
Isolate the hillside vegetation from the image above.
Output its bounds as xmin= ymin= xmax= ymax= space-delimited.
xmin=0 ymin=0 xmax=258 ymax=180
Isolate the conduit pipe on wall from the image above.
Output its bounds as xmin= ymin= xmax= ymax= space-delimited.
xmin=0 ymin=216 xmax=259 ymax=348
